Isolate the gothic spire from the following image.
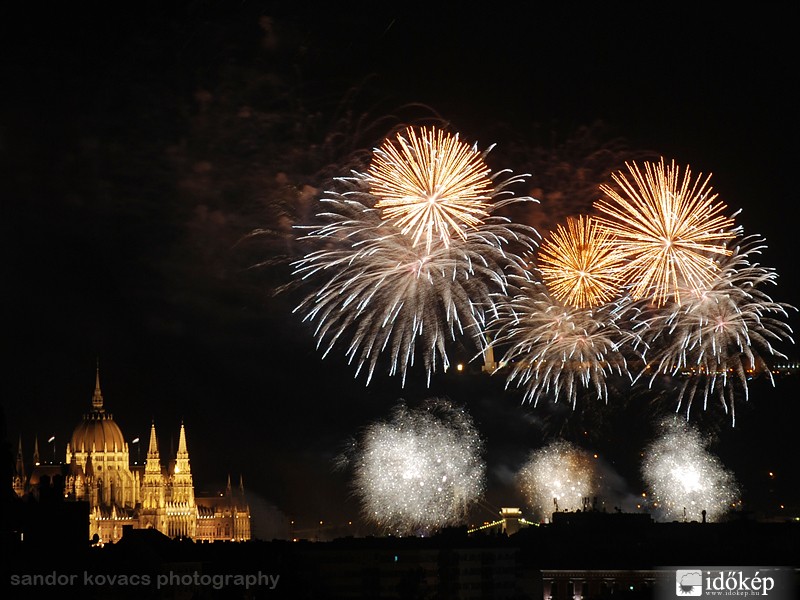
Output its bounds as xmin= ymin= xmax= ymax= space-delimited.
xmin=92 ymin=359 xmax=104 ymax=411
xmin=16 ymin=436 xmax=25 ymax=479
xmin=173 ymin=421 xmax=192 ymax=478
xmin=147 ymin=421 xmax=159 ymax=456
xmin=145 ymin=421 xmax=162 ymax=475
xmin=176 ymin=421 xmax=189 ymax=457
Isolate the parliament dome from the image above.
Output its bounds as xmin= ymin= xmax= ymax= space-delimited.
xmin=70 ymin=368 xmax=126 ymax=453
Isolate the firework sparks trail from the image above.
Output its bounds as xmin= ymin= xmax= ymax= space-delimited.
xmin=488 ymin=282 xmax=639 ymax=407
xmin=517 ymin=439 xmax=604 ymax=520
xmin=344 ymin=398 xmax=486 ymax=536
xmin=292 ymin=130 xmax=540 ymax=386
xmin=641 ymin=418 xmax=740 ymax=522
xmin=633 ymin=234 xmax=796 ymax=425
xmin=537 ymin=215 xmax=626 ymax=309
xmin=595 ymin=158 xmax=741 ymax=307
xmin=368 ymin=126 xmax=494 ymax=252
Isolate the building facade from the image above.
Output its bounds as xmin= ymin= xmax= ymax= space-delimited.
xmin=12 ymin=368 xmax=251 ymax=544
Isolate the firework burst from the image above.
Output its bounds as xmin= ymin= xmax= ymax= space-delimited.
xmin=488 ymin=282 xmax=638 ymax=407
xmin=292 ymin=132 xmax=539 ymax=386
xmin=517 ymin=439 xmax=604 ymax=520
xmin=537 ymin=215 xmax=626 ymax=309
xmin=634 ymin=235 xmax=796 ymax=425
xmin=641 ymin=418 xmax=740 ymax=522
xmin=344 ymin=398 xmax=486 ymax=536
xmin=368 ymin=126 xmax=494 ymax=252
xmin=595 ymin=158 xmax=740 ymax=307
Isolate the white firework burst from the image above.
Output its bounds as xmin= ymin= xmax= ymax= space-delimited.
xmin=641 ymin=418 xmax=740 ymax=522
xmin=345 ymin=398 xmax=486 ymax=536
xmin=292 ymin=150 xmax=539 ymax=386
xmin=634 ymin=234 xmax=796 ymax=425
xmin=517 ymin=439 xmax=605 ymax=520
xmin=489 ymin=281 xmax=638 ymax=407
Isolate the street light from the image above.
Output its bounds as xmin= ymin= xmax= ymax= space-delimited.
xmin=131 ymin=437 xmax=140 ymax=465
xmin=48 ymin=436 xmax=56 ymax=464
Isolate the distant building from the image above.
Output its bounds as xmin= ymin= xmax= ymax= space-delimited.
xmin=11 ymin=367 xmax=251 ymax=544
xmin=468 ymin=507 xmax=534 ymax=537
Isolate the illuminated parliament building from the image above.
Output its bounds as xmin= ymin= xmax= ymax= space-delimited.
xmin=11 ymin=368 xmax=251 ymax=544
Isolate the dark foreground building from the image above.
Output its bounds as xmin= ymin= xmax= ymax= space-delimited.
xmin=4 ymin=504 xmax=799 ymax=599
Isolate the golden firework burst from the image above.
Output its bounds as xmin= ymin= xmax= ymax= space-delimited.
xmin=368 ymin=126 xmax=493 ymax=251
xmin=537 ymin=215 xmax=625 ymax=309
xmin=594 ymin=158 xmax=738 ymax=307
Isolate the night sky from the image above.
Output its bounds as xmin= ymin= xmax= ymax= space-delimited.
xmin=3 ymin=4 xmax=799 ymax=540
